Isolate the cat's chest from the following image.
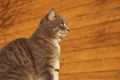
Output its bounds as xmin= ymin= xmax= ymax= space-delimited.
xmin=52 ymin=39 xmax=61 ymax=55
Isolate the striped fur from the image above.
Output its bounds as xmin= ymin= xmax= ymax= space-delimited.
xmin=0 ymin=9 xmax=69 ymax=80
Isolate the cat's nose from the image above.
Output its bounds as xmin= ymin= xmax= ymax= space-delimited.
xmin=67 ymin=28 xmax=69 ymax=32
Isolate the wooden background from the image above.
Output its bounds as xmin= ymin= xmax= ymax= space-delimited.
xmin=0 ymin=0 xmax=120 ymax=80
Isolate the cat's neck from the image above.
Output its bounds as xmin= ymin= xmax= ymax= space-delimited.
xmin=53 ymin=38 xmax=61 ymax=44
xmin=30 ymin=33 xmax=61 ymax=44
xmin=30 ymin=29 xmax=61 ymax=44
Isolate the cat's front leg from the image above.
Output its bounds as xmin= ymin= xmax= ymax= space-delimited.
xmin=53 ymin=60 xmax=60 ymax=80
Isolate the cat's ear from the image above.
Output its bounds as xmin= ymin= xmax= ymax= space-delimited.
xmin=48 ymin=8 xmax=56 ymax=21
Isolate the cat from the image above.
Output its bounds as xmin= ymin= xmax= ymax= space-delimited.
xmin=0 ymin=8 xmax=69 ymax=80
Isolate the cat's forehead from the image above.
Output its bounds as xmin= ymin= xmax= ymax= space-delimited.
xmin=62 ymin=18 xmax=68 ymax=25
xmin=57 ymin=15 xmax=68 ymax=24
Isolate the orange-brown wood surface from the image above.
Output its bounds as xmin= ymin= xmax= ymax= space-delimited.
xmin=0 ymin=0 xmax=120 ymax=80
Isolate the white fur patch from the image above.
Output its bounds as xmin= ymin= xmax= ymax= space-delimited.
xmin=52 ymin=39 xmax=61 ymax=80
xmin=53 ymin=39 xmax=61 ymax=55
xmin=53 ymin=71 xmax=59 ymax=80
xmin=55 ymin=60 xmax=60 ymax=69
xmin=53 ymin=60 xmax=60 ymax=80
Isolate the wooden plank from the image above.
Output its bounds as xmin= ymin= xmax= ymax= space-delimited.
xmin=0 ymin=0 xmax=58 ymax=21
xmin=60 ymin=70 xmax=120 ymax=80
xmin=0 ymin=18 xmax=38 ymax=34
xmin=13 ymin=0 xmax=94 ymax=15
xmin=60 ymin=45 xmax=120 ymax=63
xmin=68 ymin=7 xmax=120 ymax=29
xmin=9 ymin=1 xmax=120 ymax=26
xmin=61 ymin=0 xmax=120 ymax=19
xmin=0 ymin=27 xmax=35 ymax=48
xmin=1 ymin=0 xmax=120 ymax=17
xmin=0 ymin=0 xmax=31 ymax=21
xmin=60 ymin=57 xmax=120 ymax=74
xmin=9 ymin=0 xmax=120 ymax=24
xmin=0 ymin=0 xmax=94 ymax=26
xmin=0 ymin=0 xmax=31 ymax=10
xmin=64 ymin=19 xmax=120 ymax=41
xmin=13 ymin=0 xmax=94 ymax=24
xmin=5 ymin=28 xmax=35 ymax=42
xmin=0 ymin=0 xmax=32 ymax=32
xmin=0 ymin=0 xmax=120 ymax=32
xmin=1 ymin=6 xmax=120 ymax=36
xmin=61 ymin=32 xmax=120 ymax=52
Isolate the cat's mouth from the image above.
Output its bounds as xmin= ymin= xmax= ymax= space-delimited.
xmin=56 ymin=30 xmax=69 ymax=39
xmin=60 ymin=32 xmax=67 ymax=35
xmin=59 ymin=32 xmax=68 ymax=38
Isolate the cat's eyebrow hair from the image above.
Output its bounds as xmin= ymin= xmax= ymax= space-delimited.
xmin=62 ymin=18 xmax=68 ymax=25
xmin=48 ymin=19 xmax=62 ymax=27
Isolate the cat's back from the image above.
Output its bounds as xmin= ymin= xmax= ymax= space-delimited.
xmin=0 ymin=38 xmax=34 ymax=79
xmin=0 ymin=38 xmax=28 ymax=54
xmin=0 ymin=38 xmax=32 ymax=67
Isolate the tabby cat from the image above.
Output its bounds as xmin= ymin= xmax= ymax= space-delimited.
xmin=0 ymin=9 xmax=69 ymax=80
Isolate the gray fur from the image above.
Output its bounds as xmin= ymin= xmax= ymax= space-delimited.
xmin=0 ymin=8 xmax=69 ymax=80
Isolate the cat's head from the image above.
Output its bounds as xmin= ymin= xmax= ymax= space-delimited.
xmin=39 ymin=8 xmax=69 ymax=40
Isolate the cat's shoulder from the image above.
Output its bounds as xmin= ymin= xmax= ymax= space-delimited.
xmin=10 ymin=38 xmax=28 ymax=44
xmin=3 ymin=38 xmax=28 ymax=48
xmin=0 ymin=38 xmax=28 ymax=53
xmin=15 ymin=38 xmax=28 ymax=43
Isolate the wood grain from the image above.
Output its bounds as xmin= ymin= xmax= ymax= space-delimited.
xmin=64 ymin=19 xmax=120 ymax=41
xmin=60 ymin=57 xmax=120 ymax=74
xmin=60 ymin=45 xmax=120 ymax=63
xmin=68 ymin=7 xmax=120 ymax=28
xmin=60 ymin=70 xmax=120 ymax=80
xmin=0 ymin=0 xmax=120 ymax=80
xmin=61 ymin=32 xmax=120 ymax=52
xmin=1 ymin=0 xmax=120 ymax=33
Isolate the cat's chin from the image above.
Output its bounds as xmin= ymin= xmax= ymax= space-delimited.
xmin=58 ymin=34 xmax=67 ymax=39
xmin=56 ymin=34 xmax=66 ymax=39
xmin=61 ymin=33 xmax=68 ymax=37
